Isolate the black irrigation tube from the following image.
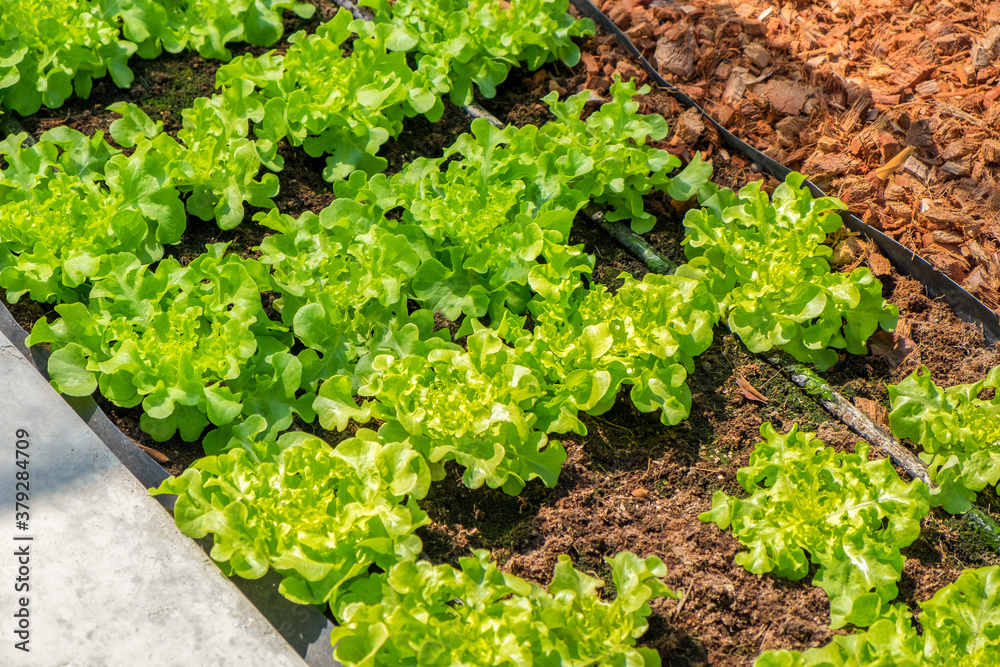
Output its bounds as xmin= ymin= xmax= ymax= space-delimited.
xmin=569 ymin=0 xmax=1000 ymax=345
xmin=332 ymin=0 xmax=374 ymax=21
xmin=0 ymin=115 xmax=35 ymax=147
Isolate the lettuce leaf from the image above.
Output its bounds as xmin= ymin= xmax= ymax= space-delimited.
xmin=26 ymin=245 xmax=298 ymax=442
xmin=363 ymin=0 xmax=594 ymax=107
xmin=0 ymin=128 xmax=176 ymax=304
xmin=683 ymin=173 xmax=898 ymax=369
xmin=0 ymin=0 xmax=134 ymax=115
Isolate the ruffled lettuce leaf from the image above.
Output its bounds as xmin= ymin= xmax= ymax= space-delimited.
xmin=683 ymin=173 xmax=898 ymax=370
xmin=152 ymin=430 xmax=430 ymax=606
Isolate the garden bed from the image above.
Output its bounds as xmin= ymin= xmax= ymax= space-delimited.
xmin=3 ymin=1 xmax=1000 ymax=665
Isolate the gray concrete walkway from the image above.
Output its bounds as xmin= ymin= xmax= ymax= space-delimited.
xmin=0 ymin=328 xmax=314 ymax=667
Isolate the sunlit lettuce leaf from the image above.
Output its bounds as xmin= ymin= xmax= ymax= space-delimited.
xmin=25 ymin=245 xmax=294 ymax=443
xmin=255 ymin=199 xmax=432 ymax=375
xmin=522 ymin=269 xmax=719 ymax=429
xmin=214 ymin=9 xmax=434 ymax=179
xmin=118 ymin=0 xmax=315 ymax=61
xmin=0 ymin=129 xmax=172 ymax=304
xmin=353 ymin=326 xmax=567 ymax=495
xmin=683 ymin=173 xmax=897 ymax=369
xmin=0 ymin=0 xmax=135 ymax=115
xmin=363 ymin=0 xmax=594 ymax=107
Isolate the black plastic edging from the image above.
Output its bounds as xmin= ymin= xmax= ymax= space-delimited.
xmin=570 ymin=0 xmax=1000 ymax=344
xmin=0 ymin=301 xmax=339 ymax=667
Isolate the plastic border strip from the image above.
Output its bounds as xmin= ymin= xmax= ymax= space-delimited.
xmin=570 ymin=0 xmax=1000 ymax=344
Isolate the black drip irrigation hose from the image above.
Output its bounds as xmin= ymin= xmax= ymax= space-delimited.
xmin=464 ymin=100 xmax=505 ymax=127
xmin=568 ymin=0 xmax=1000 ymax=345
xmin=584 ymin=205 xmax=679 ymax=274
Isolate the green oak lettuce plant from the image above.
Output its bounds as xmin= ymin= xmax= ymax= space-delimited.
xmin=0 ymin=0 xmax=314 ymax=115
xmin=683 ymin=173 xmax=898 ymax=370
xmin=254 ymin=198 xmax=437 ymax=375
xmin=0 ymin=171 xmax=153 ymax=304
xmin=700 ymin=423 xmax=930 ymax=629
xmin=526 ymin=79 xmax=714 ymax=234
xmin=215 ymin=9 xmax=435 ymax=181
xmin=1 ymin=98 xmax=277 ymax=241
xmin=153 ymin=430 xmax=431 ymax=606
xmin=306 ymin=313 xmax=572 ymax=496
xmin=0 ymin=126 xmax=183 ymax=304
xmin=368 ymin=137 xmax=593 ymax=321
xmin=199 ymin=335 xmax=317 ymax=454
xmin=889 ymin=364 xmax=1000 ymax=514
xmin=425 ymin=80 xmax=709 ymax=236
xmin=109 ymin=95 xmax=280 ymax=230
xmin=115 ymin=0 xmax=316 ymax=61
xmin=362 ymin=0 xmax=595 ymax=107
xmin=348 ymin=325 xmax=569 ymax=495
xmin=0 ymin=0 xmax=134 ymax=115
xmin=520 ymin=268 xmax=720 ymax=430
xmin=25 ymin=245 xmax=308 ymax=442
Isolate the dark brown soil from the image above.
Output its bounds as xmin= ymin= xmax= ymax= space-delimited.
xmin=4 ymin=3 xmax=1000 ymax=666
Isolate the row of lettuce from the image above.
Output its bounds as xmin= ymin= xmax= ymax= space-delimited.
xmin=3 ymin=2 xmax=593 ymax=232
xmin=1 ymin=0 xmax=590 ymax=130
xmin=0 ymin=0 xmax=317 ymax=114
xmin=3 ymin=80 xmax=898 ymax=479
xmin=7 ymin=1 xmax=1000 ymax=664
